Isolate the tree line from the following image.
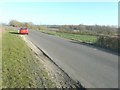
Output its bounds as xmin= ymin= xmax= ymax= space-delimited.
xmin=9 ymin=20 xmax=48 ymax=30
xmin=9 ymin=20 xmax=117 ymax=36
xmin=47 ymin=24 xmax=117 ymax=36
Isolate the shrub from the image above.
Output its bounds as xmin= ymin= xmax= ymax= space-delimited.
xmin=96 ymin=35 xmax=119 ymax=52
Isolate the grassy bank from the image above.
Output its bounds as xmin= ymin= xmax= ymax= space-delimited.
xmin=40 ymin=30 xmax=98 ymax=43
xmin=2 ymin=29 xmax=55 ymax=88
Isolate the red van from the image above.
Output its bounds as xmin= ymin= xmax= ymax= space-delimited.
xmin=19 ymin=28 xmax=28 ymax=35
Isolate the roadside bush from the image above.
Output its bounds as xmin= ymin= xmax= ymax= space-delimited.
xmin=96 ymin=35 xmax=119 ymax=52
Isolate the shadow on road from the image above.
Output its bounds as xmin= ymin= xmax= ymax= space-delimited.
xmin=9 ymin=32 xmax=20 ymax=34
xmin=70 ymin=40 xmax=119 ymax=56
xmin=9 ymin=32 xmax=27 ymax=35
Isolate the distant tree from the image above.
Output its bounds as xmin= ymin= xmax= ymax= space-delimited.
xmin=23 ymin=23 xmax=30 ymax=28
xmin=28 ymin=22 xmax=34 ymax=25
xmin=79 ymin=24 xmax=86 ymax=33
xmin=9 ymin=20 xmax=22 ymax=27
xmin=80 ymin=25 xmax=85 ymax=30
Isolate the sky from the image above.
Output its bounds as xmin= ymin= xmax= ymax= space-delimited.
xmin=0 ymin=2 xmax=118 ymax=25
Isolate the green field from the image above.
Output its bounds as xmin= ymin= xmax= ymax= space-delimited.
xmin=40 ymin=30 xmax=98 ymax=43
xmin=2 ymin=29 xmax=55 ymax=88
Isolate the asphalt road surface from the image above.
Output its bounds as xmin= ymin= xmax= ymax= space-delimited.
xmin=27 ymin=30 xmax=118 ymax=88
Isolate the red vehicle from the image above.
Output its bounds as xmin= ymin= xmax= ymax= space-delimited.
xmin=19 ymin=28 xmax=28 ymax=35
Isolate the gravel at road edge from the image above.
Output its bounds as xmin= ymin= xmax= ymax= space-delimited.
xmin=21 ymin=35 xmax=86 ymax=89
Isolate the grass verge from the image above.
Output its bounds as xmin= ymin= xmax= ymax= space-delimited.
xmin=2 ymin=29 xmax=55 ymax=88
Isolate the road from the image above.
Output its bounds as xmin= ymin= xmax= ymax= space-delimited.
xmin=27 ymin=30 xmax=118 ymax=88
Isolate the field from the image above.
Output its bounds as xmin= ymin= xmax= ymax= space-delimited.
xmin=40 ymin=30 xmax=98 ymax=43
xmin=0 ymin=26 xmax=2 ymax=89
xmin=2 ymin=28 xmax=55 ymax=88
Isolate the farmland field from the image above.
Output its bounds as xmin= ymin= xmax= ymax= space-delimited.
xmin=40 ymin=30 xmax=98 ymax=43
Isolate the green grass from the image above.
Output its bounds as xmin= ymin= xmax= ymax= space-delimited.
xmin=40 ymin=30 xmax=98 ymax=43
xmin=2 ymin=29 xmax=55 ymax=88
xmin=0 ymin=27 xmax=2 ymax=89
